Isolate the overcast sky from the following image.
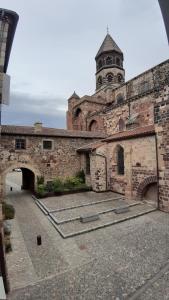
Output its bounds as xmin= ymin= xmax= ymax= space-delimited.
xmin=1 ymin=0 xmax=169 ymax=128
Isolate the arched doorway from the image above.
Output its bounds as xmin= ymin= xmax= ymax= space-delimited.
xmin=1 ymin=163 xmax=40 ymax=197
xmin=136 ymin=176 xmax=158 ymax=206
xmin=88 ymin=120 xmax=98 ymax=131
xmin=6 ymin=168 xmax=35 ymax=194
xmin=143 ymin=183 xmax=158 ymax=207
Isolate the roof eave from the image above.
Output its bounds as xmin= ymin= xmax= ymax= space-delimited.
xmin=0 ymin=8 xmax=19 ymax=73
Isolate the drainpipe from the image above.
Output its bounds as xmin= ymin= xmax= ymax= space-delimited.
xmin=155 ymin=133 xmax=160 ymax=210
xmin=91 ymin=150 xmax=108 ymax=191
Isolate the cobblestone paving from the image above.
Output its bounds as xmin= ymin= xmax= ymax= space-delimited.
xmin=7 ymin=211 xmax=169 ymax=300
xmin=5 ymin=173 xmax=169 ymax=300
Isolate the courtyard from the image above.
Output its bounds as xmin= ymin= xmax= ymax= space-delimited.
xmin=4 ymin=172 xmax=169 ymax=299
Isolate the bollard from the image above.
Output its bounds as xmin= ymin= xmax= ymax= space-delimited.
xmin=37 ymin=235 xmax=42 ymax=246
xmin=10 ymin=187 xmax=13 ymax=191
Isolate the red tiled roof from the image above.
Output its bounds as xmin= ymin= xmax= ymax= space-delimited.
xmin=1 ymin=125 xmax=106 ymax=139
xmin=103 ymin=125 xmax=155 ymax=143
xmin=77 ymin=141 xmax=103 ymax=152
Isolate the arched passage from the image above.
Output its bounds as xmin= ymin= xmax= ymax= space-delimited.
xmin=0 ymin=163 xmax=40 ymax=197
xmin=88 ymin=120 xmax=98 ymax=131
xmin=136 ymin=176 xmax=157 ymax=201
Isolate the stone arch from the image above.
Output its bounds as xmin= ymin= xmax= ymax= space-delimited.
xmin=117 ymin=73 xmax=123 ymax=83
xmin=113 ymin=144 xmax=125 ymax=175
xmin=97 ymin=76 xmax=102 ymax=86
xmin=106 ymin=56 xmax=112 ymax=65
xmin=0 ymin=162 xmax=41 ymax=198
xmin=74 ymin=107 xmax=82 ymax=118
xmin=106 ymin=72 xmax=114 ymax=83
xmin=116 ymin=93 xmax=124 ymax=104
xmin=136 ymin=176 xmax=157 ymax=200
xmin=119 ymin=118 xmax=125 ymax=131
xmin=88 ymin=120 xmax=98 ymax=132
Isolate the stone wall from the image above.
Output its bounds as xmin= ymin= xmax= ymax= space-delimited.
xmin=0 ymin=134 xmax=102 ymax=198
xmin=106 ymin=136 xmax=157 ymax=198
xmin=90 ymin=145 xmax=107 ymax=192
xmin=154 ymin=84 xmax=169 ymax=212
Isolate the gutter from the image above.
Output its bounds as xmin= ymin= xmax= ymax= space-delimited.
xmin=155 ymin=133 xmax=160 ymax=210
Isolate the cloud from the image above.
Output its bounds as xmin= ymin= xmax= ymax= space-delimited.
xmin=2 ymin=91 xmax=67 ymax=128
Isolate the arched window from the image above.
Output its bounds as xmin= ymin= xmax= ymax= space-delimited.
xmin=119 ymin=118 xmax=125 ymax=131
xmin=98 ymin=60 xmax=102 ymax=69
xmin=106 ymin=56 xmax=112 ymax=65
xmin=89 ymin=120 xmax=98 ymax=131
xmin=116 ymin=57 xmax=120 ymax=66
xmin=106 ymin=73 xmax=114 ymax=82
xmin=117 ymin=145 xmax=124 ymax=175
xmin=74 ymin=108 xmax=81 ymax=118
xmin=97 ymin=76 xmax=102 ymax=86
xmin=117 ymin=73 xmax=123 ymax=83
xmin=116 ymin=94 xmax=124 ymax=104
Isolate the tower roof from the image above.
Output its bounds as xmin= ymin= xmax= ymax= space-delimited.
xmin=68 ymin=91 xmax=80 ymax=100
xmin=95 ymin=33 xmax=122 ymax=59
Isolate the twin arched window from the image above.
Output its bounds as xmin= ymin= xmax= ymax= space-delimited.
xmin=117 ymin=73 xmax=123 ymax=83
xmin=106 ymin=56 xmax=113 ymax=65
xmin=74 ymin=108 xmax=81 ymax=118
xmin=106 ymin=73 xmax=114 ymax=82
xmin=98 ymin=60 xmax=103 ymax=69
xmin=116 ymin=93 xmax=124 ymax=104
xmin=97 ymin=76 xmax=102 ymax=85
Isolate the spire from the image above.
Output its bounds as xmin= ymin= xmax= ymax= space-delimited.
xmin=95 ymin=33 xmax=122 ymax=59
xmin=68 ymin=91 xmax=80 ymax=100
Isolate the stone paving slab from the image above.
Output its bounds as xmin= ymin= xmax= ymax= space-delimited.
xmin=7 ymin=193 xmax=68 ymax=280
xmin=50 ymin=198 xmax=128 ymax=223
xmin=40 ymin=191 xmax=120 ymax=211
xmin=7 ymin=211 xmax=169 ymax=299
xmin=51 ymin=204 xmax=156 ymax=238
xmin=6 ymin=218 xmax=38 ymax=290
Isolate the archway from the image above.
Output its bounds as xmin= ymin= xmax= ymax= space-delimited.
xmin=136 ymin=176 xmax=157 ymax=203
xmin=1 ymin=163 xmax=40 ymax=198
xmin=88 ymin=120 xmax=98 ymax=131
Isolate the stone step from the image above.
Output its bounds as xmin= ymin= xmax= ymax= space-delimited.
xmin=48 ymin=204 xmax=156 ymax=238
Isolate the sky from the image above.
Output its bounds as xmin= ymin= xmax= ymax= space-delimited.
xmin=1 ymin=0 xmax=169 ymax=128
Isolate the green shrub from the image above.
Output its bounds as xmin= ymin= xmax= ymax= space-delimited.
xmin=52 ymin=177 xmax=63 ymax=192
xmin=36 ymin=184 xmax=47 ymax=197
xmin=76 ymin=169 xmax=85 ymax=183
xmin=46 ymin=181 xmax=54 ymax=192
xmin=64 ymin=176 xmax=82 ymax=189
xmin=2 ymin=203 xmax=15 ymax=220
xmin=37 ymin=176 xmax=44 ymax=185
xmin=5 ymin=238 xmax=12 ymax=253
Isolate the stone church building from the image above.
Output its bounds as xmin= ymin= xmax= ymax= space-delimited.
xmin=1 ymin=25 xmax=169 ymax=214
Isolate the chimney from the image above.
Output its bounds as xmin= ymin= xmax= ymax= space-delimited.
xmin=34 ymin=122 xmax=42 ymax=132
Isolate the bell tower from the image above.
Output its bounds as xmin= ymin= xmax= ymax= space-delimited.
xmin=95 ymin=31 xmax=125 ymax=90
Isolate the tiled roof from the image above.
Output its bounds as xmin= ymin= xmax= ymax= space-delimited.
xmin=68 ymin=91 xmax=80 ymax=100
xmin=1 ymin=125 xmax=106 ymax=139
xmin=96 ymin=33 xmax=122 ymax=59
xmin=103 ymin=125 xmax=155 ymax=143
xmin=77 ymin=141 xmax=103 ymax=152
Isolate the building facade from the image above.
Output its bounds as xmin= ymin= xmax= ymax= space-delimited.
xmin=1 ymin=31 xmax=169 ymax=215
xmin=67 ymin=33 xmax=169 ymax=212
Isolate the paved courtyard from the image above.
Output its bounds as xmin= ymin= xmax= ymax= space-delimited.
xmin=5 ymin=173 xmax=169 ymax=299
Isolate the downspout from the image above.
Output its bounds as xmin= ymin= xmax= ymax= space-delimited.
xmin=155 ymin=133 xmax=160 ymax=210
xmin=91 ymin=150 xmax=108 ymax=191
